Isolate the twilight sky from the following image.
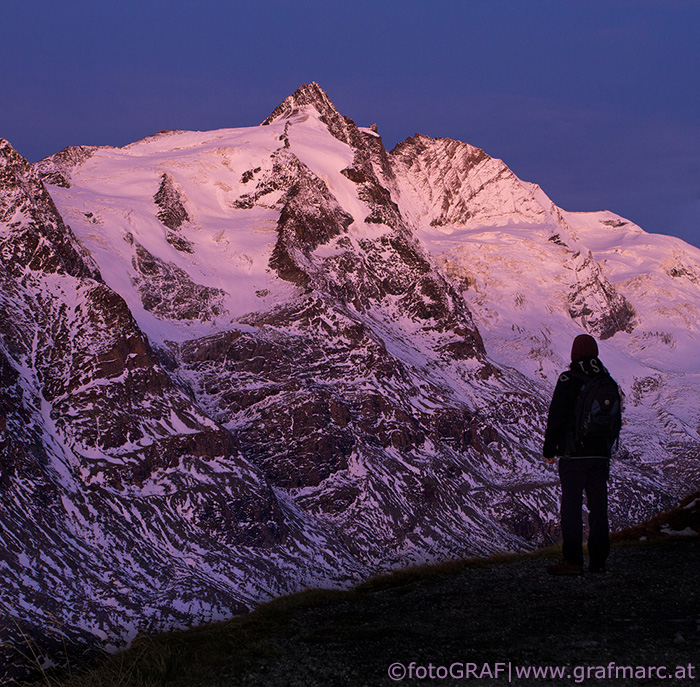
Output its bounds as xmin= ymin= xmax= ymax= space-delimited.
xmin=2 ymin=0 xmax=699 ymax=247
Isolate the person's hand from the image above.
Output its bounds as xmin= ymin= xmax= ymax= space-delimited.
xmin=545 ymin=456 xmax=557 ymax=465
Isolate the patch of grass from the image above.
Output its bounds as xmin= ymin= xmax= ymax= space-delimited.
xmin=32 ymin=588 xmax=362 ymax=687
xmin=354 ymin=544 xmax=567 ymax=595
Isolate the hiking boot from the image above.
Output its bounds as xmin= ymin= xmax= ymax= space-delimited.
xmin=546 ymin=560 xmax=583 ymax=576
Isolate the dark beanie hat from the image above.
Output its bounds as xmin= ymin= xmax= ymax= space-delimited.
xmin=571 ymin=334 xmax=598 ymax=362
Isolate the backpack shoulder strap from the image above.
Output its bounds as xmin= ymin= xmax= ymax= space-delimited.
xmin=566 ymin=369 xmax=590 ymax=386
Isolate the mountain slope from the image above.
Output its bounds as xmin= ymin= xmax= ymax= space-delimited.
xmin=40 ymin=499 xmax=700 ymax=687
xmin=0 ymin=136 xmax=363 ymax=681
xmin=1 ymin=83 xmax=699 ymax=679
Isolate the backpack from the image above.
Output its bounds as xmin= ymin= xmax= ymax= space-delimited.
xmin=567 ymin=372 xmax=622 ymax=455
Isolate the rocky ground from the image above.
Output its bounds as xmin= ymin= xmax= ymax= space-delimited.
xmin=226 ymin=538 xmax=699 ymax=687
xmin=35 ymin=530 xmax=699 ymax=687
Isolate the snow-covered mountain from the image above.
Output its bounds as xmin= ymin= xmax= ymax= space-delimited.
xmin=1 ymin=82 xmax=698 ymax=678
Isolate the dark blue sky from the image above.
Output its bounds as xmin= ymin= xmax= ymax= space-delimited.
xmin=3 ymin=0 xmax=699 ymax=247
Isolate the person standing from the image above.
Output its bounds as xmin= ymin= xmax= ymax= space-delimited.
xmin=543 ymin=334 xmax=621 ymax=575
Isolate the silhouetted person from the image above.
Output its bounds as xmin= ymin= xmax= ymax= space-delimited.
xmin=543 ymin=334 xmax=621 ymax=575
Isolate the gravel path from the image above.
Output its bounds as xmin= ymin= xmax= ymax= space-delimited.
xmin=226 ymin=539 xmax=699 ymax=687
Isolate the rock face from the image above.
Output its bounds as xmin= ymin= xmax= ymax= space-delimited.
xmin=1 ymin=83 xmax=699 ymax=679
xmin=0 ymin=136 xmax=362 ymax=681
xmin=391 ymin=133 xmax=637 ymax=341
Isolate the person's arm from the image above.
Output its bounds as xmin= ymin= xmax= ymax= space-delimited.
xmin=543 ymin=373 xmax=575 ymax=462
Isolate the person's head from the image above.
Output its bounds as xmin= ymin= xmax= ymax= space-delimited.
xmin=571 ymin=334 xmax=598 ymax=362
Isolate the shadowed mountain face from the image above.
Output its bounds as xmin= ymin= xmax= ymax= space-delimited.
xmin=1 ymin=83 xmax=699 ymax=679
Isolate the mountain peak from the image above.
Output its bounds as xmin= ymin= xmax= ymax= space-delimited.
xmin=261 ymin=82 xmax=366 ymax=149
xmin=262 ymin=82 xmax=338 ymax=125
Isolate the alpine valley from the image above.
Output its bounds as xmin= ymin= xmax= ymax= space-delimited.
xmin=1 ymin=83 xmax=699 ymax=678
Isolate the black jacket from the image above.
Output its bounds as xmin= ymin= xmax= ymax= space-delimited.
xmin=543 ymin=356 xmax=617 ymax=459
